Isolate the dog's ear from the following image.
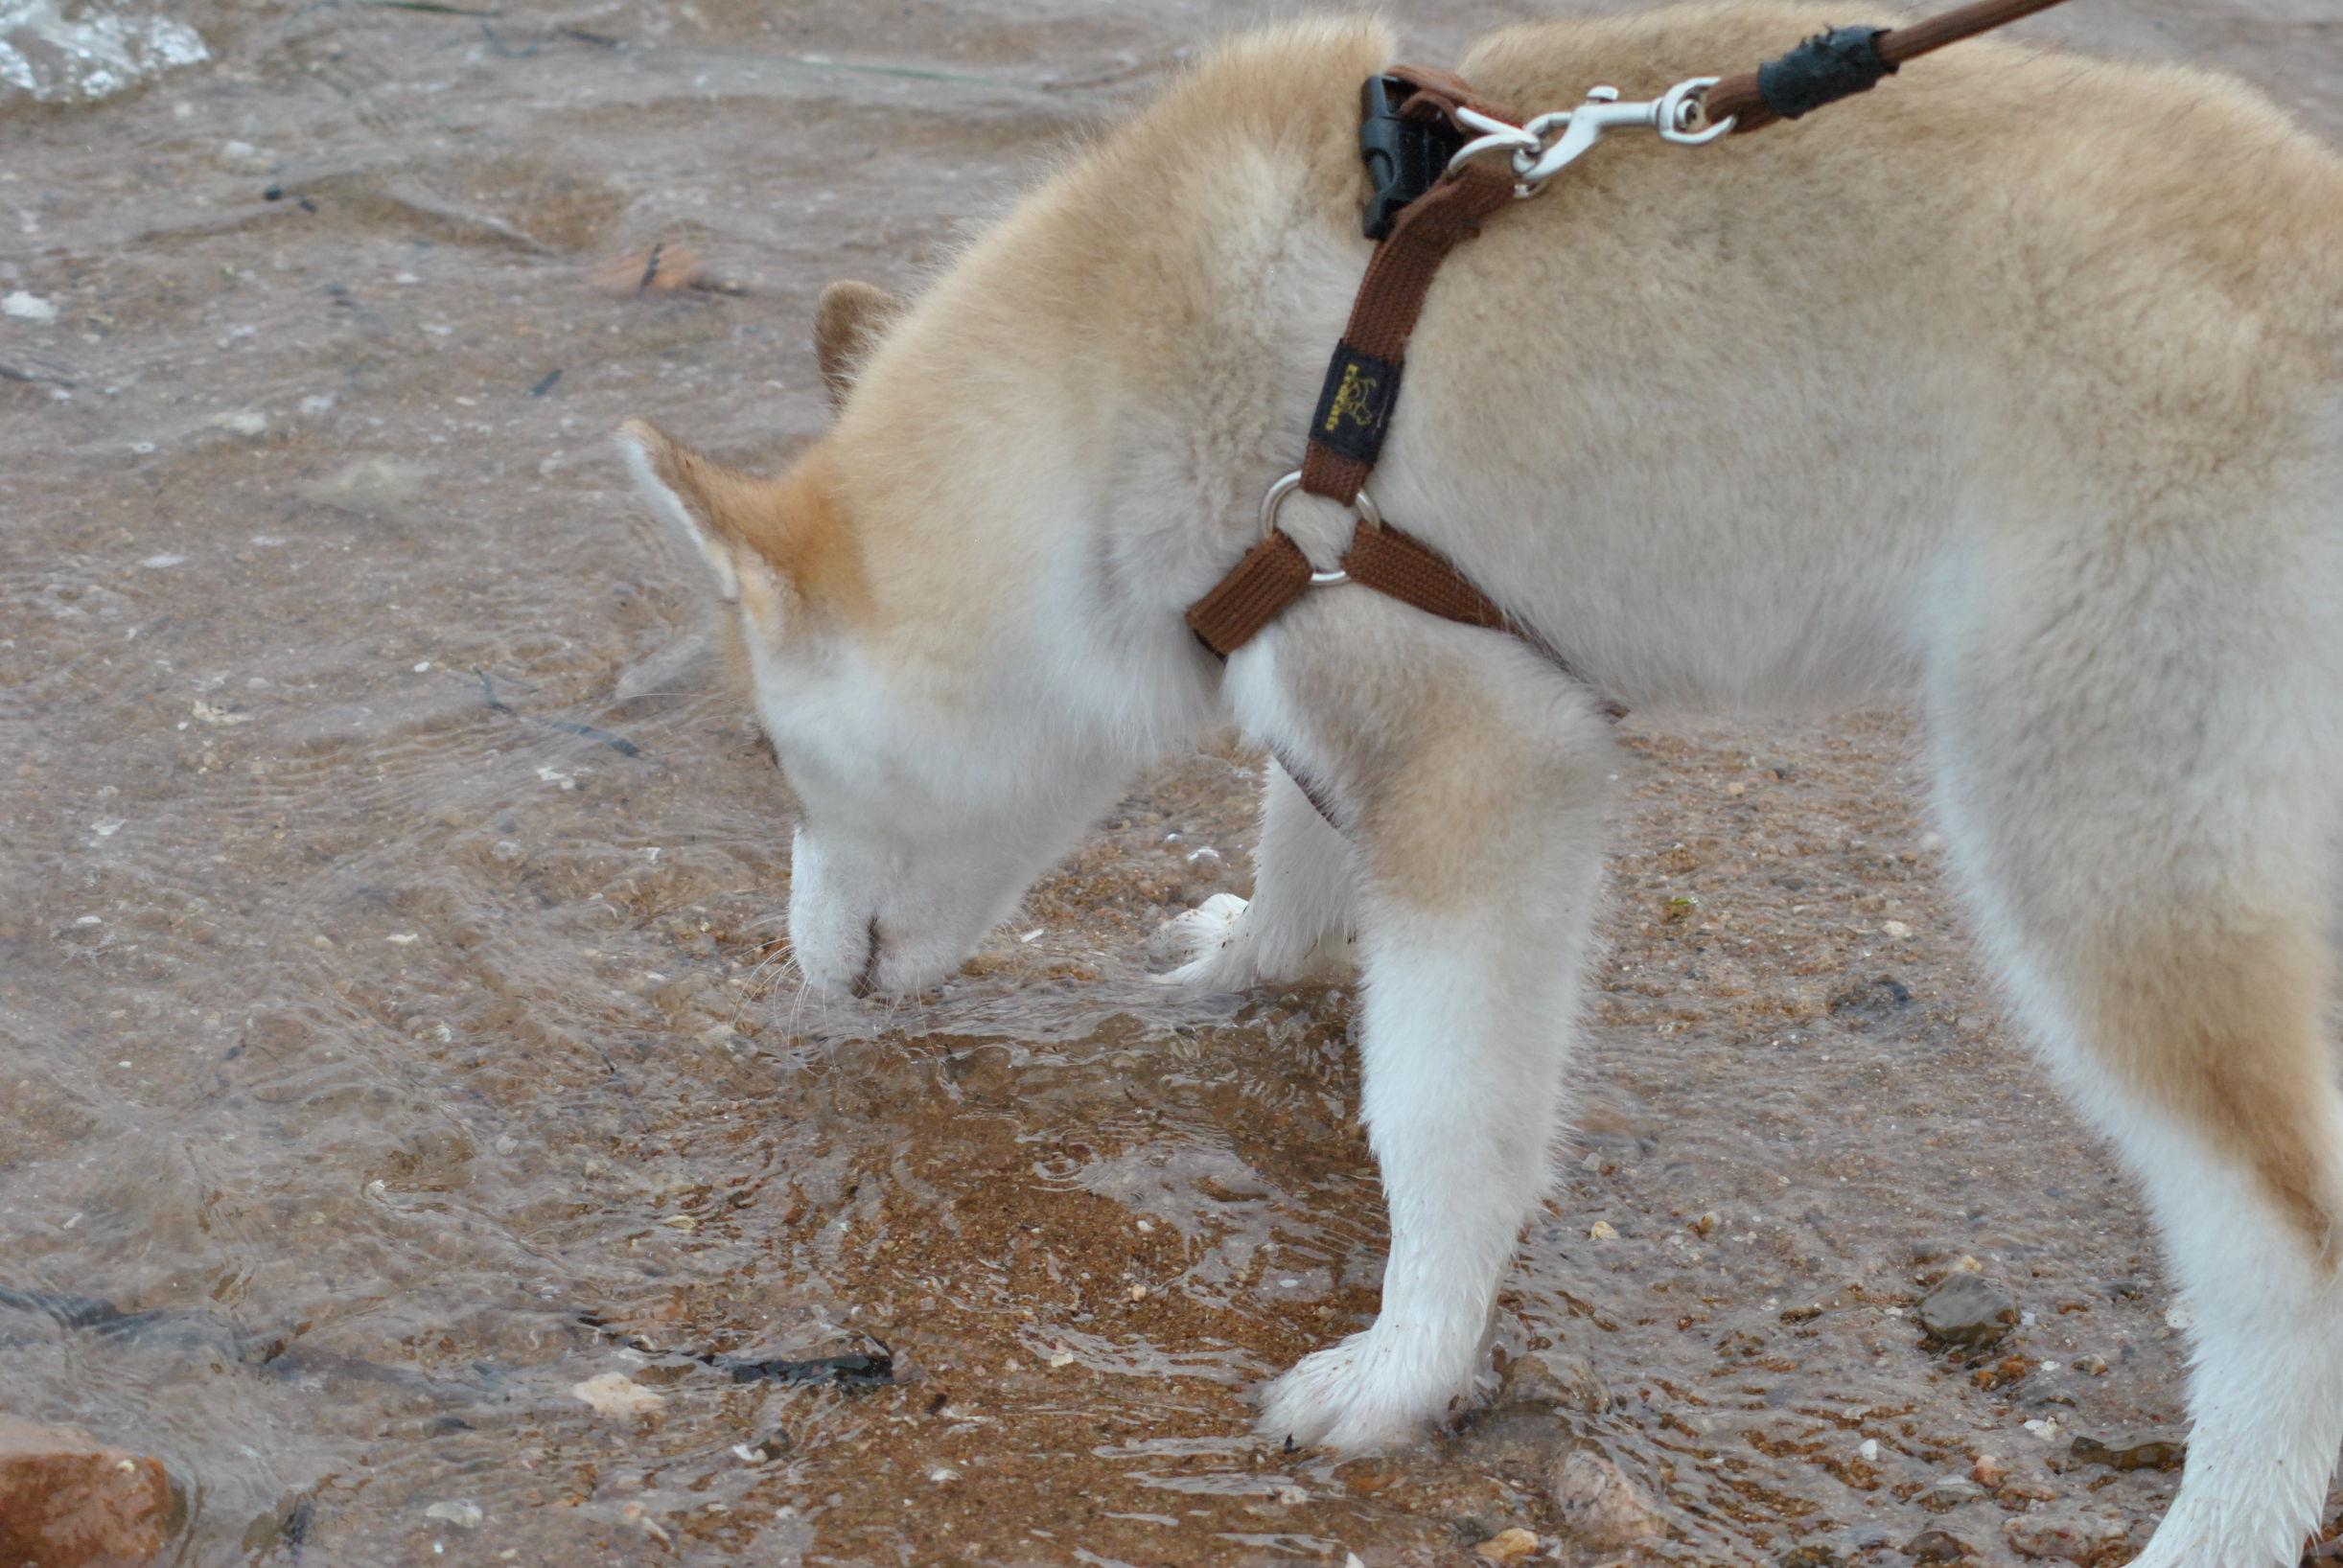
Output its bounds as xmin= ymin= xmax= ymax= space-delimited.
xmin=615 ymin=417 xmax=800 ymax=643
xmin=813 ymin=280 xmax=902 ymax=409
xmin=616 ymin=419 xmax=860 ymax=646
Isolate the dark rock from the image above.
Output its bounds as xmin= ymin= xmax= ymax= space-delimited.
xmin=1916 ymin=1273 xmax=2019 ymax=1351
xmin=2070 ymin=1431 xmax=2185 ymax=1472
xmin=1827 ymin=974 xmax=1913 ymax=1024
xmin=1904 ymin=1530 xmax=1972 ymax=1563
xmin=0 ymin=1416 xmax=175 ymax=1567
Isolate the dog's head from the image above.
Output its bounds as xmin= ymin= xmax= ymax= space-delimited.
xmin=617 ymin=282 xmax=1158 ymax=997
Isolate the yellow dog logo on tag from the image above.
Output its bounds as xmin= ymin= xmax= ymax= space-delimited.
xmin=1323 ymin=361 xmax=1380 ymax=434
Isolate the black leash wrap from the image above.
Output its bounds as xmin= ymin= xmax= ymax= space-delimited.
xmin=1755 ymin=25 xmax=1897 ymax=120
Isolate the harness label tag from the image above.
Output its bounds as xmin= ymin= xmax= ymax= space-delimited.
xmin=1309 ymin=343 xmax=1401 ymax=466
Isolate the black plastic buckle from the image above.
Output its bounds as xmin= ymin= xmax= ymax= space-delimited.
xmin=1359 ymin=75 xmax=1461 ymax=241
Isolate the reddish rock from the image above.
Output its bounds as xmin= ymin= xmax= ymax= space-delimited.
xmin=0 ymin=1416 xmax=174 ymax=1567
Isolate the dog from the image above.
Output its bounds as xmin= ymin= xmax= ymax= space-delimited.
xmin=616 ymin=6 xmax=2343 ymax=1561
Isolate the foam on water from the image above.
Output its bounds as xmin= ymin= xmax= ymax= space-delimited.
xmin=0 ymin=0 xmax=207 ymax=104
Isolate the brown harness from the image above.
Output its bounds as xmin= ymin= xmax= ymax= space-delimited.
xmin=1182 ymin=0 xmax=2075 ymax=688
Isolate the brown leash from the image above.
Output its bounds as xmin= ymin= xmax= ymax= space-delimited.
xmin=1183 ymin=0 xmax=2074 ymax=685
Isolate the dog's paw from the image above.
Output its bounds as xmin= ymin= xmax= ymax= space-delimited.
xmin=1150 ymin=893 xmax=1355 ymax=996
xmin=1149 ymin=893 xmax=1256 ymax=993
xmin=1253 ymin=1330 xmax=1470 ymax=1454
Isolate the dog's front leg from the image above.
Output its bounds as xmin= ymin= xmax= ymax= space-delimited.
xmin=1224 ymin=590 xmax=1617 ymax=1450
xmin=1157 ymin=759 xmax=1357 ymax=993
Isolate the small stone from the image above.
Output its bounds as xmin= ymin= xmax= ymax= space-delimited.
xmin=1 ymin=290 xmax=58 ymax=323
xmin=1474 ymin=1527 xmax=1540 ymax=1564
xmin=424 ymin=1501 xmax=482 ymax=1528
xmin=1690 ymin=1211 xmax=1719 ymax=1237
xmin=1970 ymin=1453 xmax=2007 ymax=1488
xmin=1904 ymin=1529 xmax=1972 ymax=1563
xmin=2074 ymin=1354 xmax=2109 ymax=1377
xmin=1881 ymin=920 xmax=1912 ymax=939
xmin=569 ymin=1372 xmax=662 ymax=1417
xmin=1551 ymin=1451 xmax=1664 ymax=1549
xmin=1127 ymin=1284 xmax=1148 ymax=1302
xmin=1587 ymin=1220 xmax=1619 ymax=1241
xmin=0 ymin=1416 xmax=175 ymax=1568
xmin=1916 ymin=1273 xmax=2019 ymax=1351
xmin=1272 ymin=1485 xmax=1308 ymax=1506
xmin=2069 ymin=1432 xmax=2185 ymax=1472
xmin=2003 ymin=1505 xmax=2131 ymax=1562
xmin=1857 ymin=1438 xmax=1879 ymax=1463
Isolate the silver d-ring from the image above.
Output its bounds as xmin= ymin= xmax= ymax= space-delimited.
xmin=1259 ymin=470 xmax=1380 ymax=588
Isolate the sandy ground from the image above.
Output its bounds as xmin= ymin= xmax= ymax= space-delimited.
xmin=3 ymin=1 xmax=2340 ymax=1564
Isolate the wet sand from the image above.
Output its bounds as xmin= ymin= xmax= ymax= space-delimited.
xmin=4 ymin=2 xmax=2340 ymax=1563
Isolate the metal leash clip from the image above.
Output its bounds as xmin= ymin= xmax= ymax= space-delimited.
xmin=1450 ymin=77 xmax=1733 ymax=197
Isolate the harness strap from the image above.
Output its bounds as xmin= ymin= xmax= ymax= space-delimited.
xmin=1185 ymin=72 xmax=1536 ymax=663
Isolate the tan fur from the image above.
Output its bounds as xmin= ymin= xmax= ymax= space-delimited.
xmin=2082 ymin=913 xmax=2338 ymax=1248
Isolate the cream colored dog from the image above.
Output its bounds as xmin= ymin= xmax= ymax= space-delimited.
xmin=616 ymin=6 xmax=2343 ymax=1561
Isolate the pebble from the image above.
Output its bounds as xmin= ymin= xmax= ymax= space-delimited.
xmin=1551 ymin=1451 xmax=1664 ymax=1548
xmin=1497 ymin=1350 xmax=1607 ymax=1416
xmin=569 ymin=1372 xmax=662 ymax=1417
xmin=0 ymin=1416 xmax=175 ymax=1568
xmin=2069 ymin=1431 xmax=2185 ymax=1472
xmin=1473 ymin=1527 xmax=1540 ymax=1564
xmin=1917 ymin=1477 xmax=1984 ymax=1513
xmin=2003 ymin=1504 xmax=2132 ymax=1562
xmin=1881 ymin=919 xmax=1912 ymax=939
xmin=1970 ymin=1453 xmax=2007 ymax=1488
xmin=1915 ymin=1273 xmax=2019 ymax=1350
xmin=2074 ymin=1354 xmax=2109 ymax=1376
xmin=1587 ymin=1220 xmax=1619 ymax=1241
xmin=424 ymin=1501 xmax=482 ymax=1528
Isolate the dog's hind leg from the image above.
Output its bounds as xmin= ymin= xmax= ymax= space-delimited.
xmin=1929 ymin=517 xmax=2343 ymax=1568
xmin=1156 ymin=759 xmax=1357 ymax=993
xmin=1225 ymin=589 xmax=1616 ymax=1449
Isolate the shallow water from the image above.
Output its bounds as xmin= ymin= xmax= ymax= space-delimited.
xmin=3 ymin=2 xmax=2340 ymax=1564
